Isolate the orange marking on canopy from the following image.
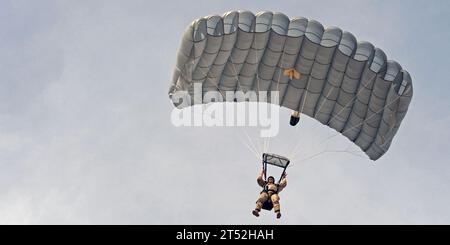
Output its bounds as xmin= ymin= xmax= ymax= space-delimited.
xmin=283 ymin=68 xmax=301 ymax=80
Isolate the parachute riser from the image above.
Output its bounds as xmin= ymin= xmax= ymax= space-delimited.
xmin=261 ymin=153 xmax=290 ymax=185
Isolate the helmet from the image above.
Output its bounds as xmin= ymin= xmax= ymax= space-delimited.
xmin=267 ymin=176 xmax=275 ymax=182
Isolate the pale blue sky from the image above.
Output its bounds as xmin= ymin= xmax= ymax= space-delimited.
xmin=0 ymin=0 xmax=449 ymax=224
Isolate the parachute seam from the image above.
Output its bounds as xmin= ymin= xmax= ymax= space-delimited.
xmin=326 ymin=67 xmax=361 ymax=127
xmin=356 ymin=76 xmax=392 ymax=148
xmin=295 ymin=38 xmax=323 ymax=113
xmin=328 ymin=69 xmax=376 ymax=133
xmin=310 ymin=44 xmax=340 ymax=116
xmin=366 ymin=82 xmax=403 ymax=151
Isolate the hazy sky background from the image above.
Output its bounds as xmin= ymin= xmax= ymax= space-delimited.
xmin=1 ymin=0 xmax=449 ymax=224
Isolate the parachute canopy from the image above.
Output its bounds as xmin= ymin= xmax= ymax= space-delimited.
xmin=169 ymin=11 xmax=413 ymax=160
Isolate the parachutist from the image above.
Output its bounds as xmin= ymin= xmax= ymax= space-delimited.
xmin=290 ymin=111 xmax=300 ymax=126
xmin=253 ymin=153 xmax=289 ymax=219
xmin=253 ymin=172 xmax=287 ymax=219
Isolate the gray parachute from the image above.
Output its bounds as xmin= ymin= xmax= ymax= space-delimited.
xmin=169 ymin=11 xmax=413 ymax=160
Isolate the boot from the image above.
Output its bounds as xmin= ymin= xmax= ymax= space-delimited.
xmin=290 ymin=111 xmax=300 ymax=126
xmin=252 ymin=209 xmax=260 ymax=217
xmin=276 ymin=211 xmax=281 ymax=219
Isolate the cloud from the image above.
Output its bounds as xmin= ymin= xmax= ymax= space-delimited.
xmin=0 ymin=0 xmax=450 ymax=224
